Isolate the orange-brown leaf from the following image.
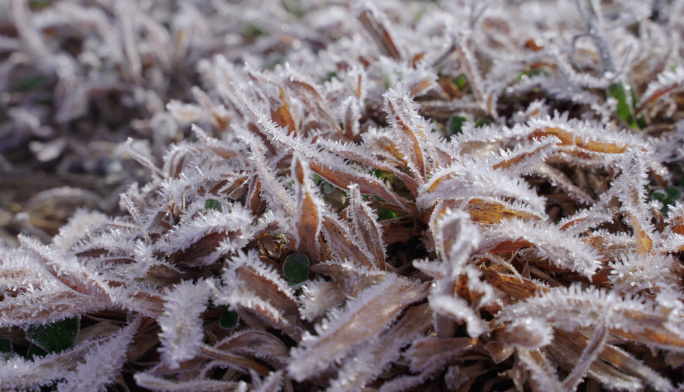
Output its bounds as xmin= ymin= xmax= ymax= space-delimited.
xmin=270 ymin=88 xmax=297 ymax=136
xmin=465 ymin=198 xmax=541 ymax=224
xmin=530 ymin=127 xmax=627 ymax=153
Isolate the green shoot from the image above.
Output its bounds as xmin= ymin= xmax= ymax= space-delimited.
xmin=608 ymin=82 xmax=637 ymax=129
xmin=205 ymin=198 xmax=222 ymax=213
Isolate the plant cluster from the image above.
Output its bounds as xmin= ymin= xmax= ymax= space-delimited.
xmin=2 ymin=0 xmax=684 ymax=391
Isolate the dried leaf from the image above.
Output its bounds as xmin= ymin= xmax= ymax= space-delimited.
xmin=288 ymin=274 xmax=429 ymax=381
xmin=348 ymin=185 xmax=386 ymax=270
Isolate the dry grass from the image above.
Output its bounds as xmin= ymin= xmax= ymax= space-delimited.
xmin=1 ymin=0 xmax=684 ymax=391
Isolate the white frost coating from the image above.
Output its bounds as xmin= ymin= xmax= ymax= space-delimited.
xmin=480 ymin=219 xmax=600 ymax=277
xmin=299 ymin=279 xmax=345 ymax=321
xmin=58 ymin=318 xmax=142 ymax=392
xmin=158 ymin=279 xmax=210 ymax=369
xmin=497 ymin=284 xmax=684 ymax=355
xmin=430 ymin=294 xmax=488 ymax=338
xmin=419 ymin=160 xmax=547 ymax=214
xmin=288 ymin=274 xmax=426 ymax=381
xmin=0 ymin=338 xmax=101 ymax=390
xmin=641 ymin=66 xmax=684 ymax=105
xmin=152 ymin=199 xmax=254 ymax=260
xmin=348 ymin=184 xmax=386 ymax=269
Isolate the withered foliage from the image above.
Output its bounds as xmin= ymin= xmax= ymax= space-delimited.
xmin=2 ymin=0 xmax=684 ymax=391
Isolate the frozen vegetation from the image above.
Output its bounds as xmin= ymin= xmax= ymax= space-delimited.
xmin=1 ymin=0 xmax=684 ymax=390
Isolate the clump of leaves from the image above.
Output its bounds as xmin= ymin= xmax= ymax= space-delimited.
xmin=2 ymin=0 xmax=684 ymax=391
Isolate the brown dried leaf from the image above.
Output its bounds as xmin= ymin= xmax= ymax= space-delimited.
xmin=19 ymin=235 xmax=111 ymax=301
xmin=329 ymin=303 xmax=433 ymax=391
xmin=318 ymin=139 xmax=420 ymax=197
xmin=348 ymin=185 xmax=386 ymax=270
xmin=171 ymin=232 xmax=227 ymax=266
xmin=246 ymin=177 xmax=263 ymax=215
xmin=193 ymin=125 xmax=237 ymax=159
xmin=546 ymin=329 xmax=669 ymax=391
xmin=482 ymin=266 xmax=549 ymax=300
xmin=270 ymin=88 xmax=297 ymax=136
xmin=310 ymin=261 xmax=385 ymax=297
xmin=357 ymin=5 xmax=402 ymax=60
xmin=292 ymin=155 xmax=322 ymax=261
xmin=530 ymin=127 xmax=628 ymax=154
xmin=627 ymin=214 xmax=653 ymax=258
xmin=0 ymin=290 xmax=105 ymax=327
xmin=234 ymin=265 xmax=302 ymax=340
xmin=385 ymin=99 xmax=426 ymax=179
xmin=299 ymin=279 xmax=346 ymax=321
xmin=465 ymin=197 xmax=542 ymax=224
xmin=484 ymin=340 xmax=515 ymax=364
xmin=407 ymin=336 xmax=483 ymax=373
xmin=212 ymin=330 xmax=290 ymax=369
xmin=319 ymin=215 xmax=374 ymax=267
xmin=309 ymin=162 xmax=413 ymax=214
xmin=287 ymin=274 xmax=429 ymax=381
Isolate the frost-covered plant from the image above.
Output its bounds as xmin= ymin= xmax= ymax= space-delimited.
xmin=2 ymin=0 xmax=684 ymax=391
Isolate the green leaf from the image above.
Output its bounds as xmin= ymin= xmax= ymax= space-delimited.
xmin=652 ymin=192 xmax=667 ymax=203
xmin=205 ymin=198 xmax=222 ymax=213
xmin=0 ymin=339 xmax=12 ymax=360
xmin=377 ymin=207 xmax=399 ymax=221
xmin=475 ymin=118 xmax=491 ymax=128
xmin=313 ymin=173 xmax=335 ymax=195
xmin=14 ymin=75 xmax=47 ymax=91
xmin=283 ymin=253 xmax=309 ymax=284
xmin=29 ymin=0 xmax=52 ymax=10
xmin=608 ymin=82 xmax=637 ymax=129
xmin=452 ymin=74 xmax=468 ymax=89
xmin=244 ymin=24 xmax=267 ymax=39
xmin=636 ymin=114 xmax=648 ymax=129
xmin=25 ymin=316 xmax=80 ymax=354
xmin=324 ymin=71 xmax=338 ymax=82
xmin=665 ymin=186 xmax=681 ymax=201
xmin=371 ymin=169 xmax=385 ymax=179
xmin=26 ymin=344 xmax=47 ymax=359
xmin=0 ymin=339 xmax=11 ymax=354
xmin=448 ymin=115 xmax=467 ymax=135
xmin=220 ymin=309 xmax=239 ymax=329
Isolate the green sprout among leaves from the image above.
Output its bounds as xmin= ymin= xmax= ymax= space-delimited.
xmin=452 ymin=74 xmax=468 ymax=89
xmin=220 ymin=308 xmax=240 ymax=329
xmin=652 ymin=186 xmax=682 ymax=215
xmin=608 ymin=82 xmax=638 ymax=129
xmin=205 ymin=198 xmax=222 ymax=213
xmin=25 ymin=316 xmax=80 ymax=355
xmin=283 ymin=253 xmax=310 ymax=284
xmin=475 ymin=118 xmax=492 ymax=128
xmin=448 ymin=115 xmax=467 ymax=136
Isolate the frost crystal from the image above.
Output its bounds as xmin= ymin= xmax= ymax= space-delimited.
xmin=2 ymin=0 xmax=684 ymax=390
